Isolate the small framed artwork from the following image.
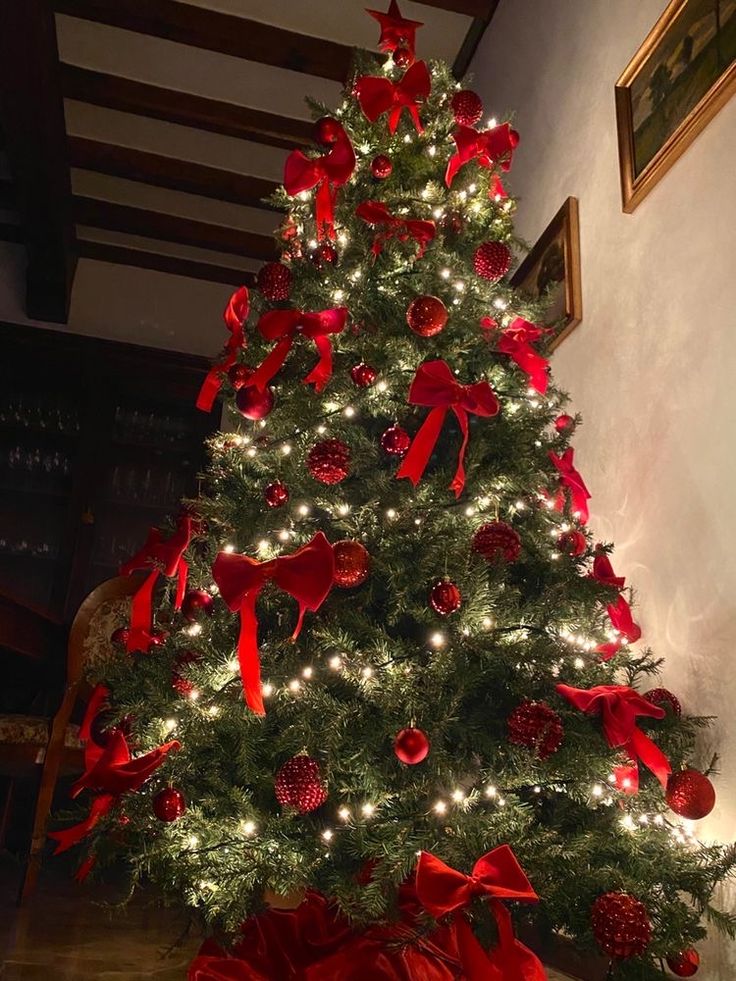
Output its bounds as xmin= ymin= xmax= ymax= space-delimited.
xmin=510 ymin=196 xmax=582 ymax=350
xmin=615 ymin=0 xmax=736 ymax=213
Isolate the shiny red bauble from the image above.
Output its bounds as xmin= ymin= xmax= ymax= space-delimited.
xmin=152 ymin=787 xmax=187 ymax=823
xmin=507 ymin=701 xmax=564 ymax=759
xmin=394 ymin=727 xmax=430 ymax=765
xmin=558 ymin=529 xmax=587 ymax=556
xmin=257 ymin=261 xmax=292 ymax=301
xmin=333 ymin=539 xmax=370 ymax=588
xmin=236 ymin=385 xmax=274 ymax=420
xmin=429 ymin=579 xmax=462 ymax=616
xmin=181 ymin=589 xmax=214 ymax=622
xmin=406 ymin=295 xmax=448 ymax=337
xmin=450 ymin=89 xmax=483 ymax=126
xmin=370 ymin=154 xmax=393 ymax=180
xmin=472 ymin=521 xmax=522 ymax=563
xmin=274 ymin=755 xmax=328 ymax=814
xmin=307 ymin=439 xmax=351 ymax=484
xmin=643 ymin=687 xmax=681 ymax=717
xmin=591 ymin=892 xmax=652 ymax=959
xmin=473 ymin=241 xmax=512 ymax=282
xmin=311 ymin=243 xmax=338 ymax=267
xmin=313 ymin=116 xmax=342 ymax=146
xmin=110 ymin=626 xmax=130 ymax=647
xmin=666 ymin=949 xmax=700 ymax=976
xmin=227 ymin=363 xmax=252 ymax=390
xmin=440 ymin=210 xmax=464 ymax=238
xmin=264 ymin=480 xmax=289 ymax=508
xmin=350 ymin=362 xmax=377 ymax=388
xmin=554 ymin=413 xmax=574 ymax=431
xmin=393 ymin=46 xmax=413 ymax=68
xmin=666 ymin=769 xmax=716 ymax=820
xmin=380 ymin=424 xmax=411 ymax=457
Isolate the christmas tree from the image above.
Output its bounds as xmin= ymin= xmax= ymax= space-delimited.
xmin=52 ymin=4 xmax=736 ymax=978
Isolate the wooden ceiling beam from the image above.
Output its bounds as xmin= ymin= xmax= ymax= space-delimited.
xmin=79 ymin=240 xmax=255 ymax=287
xmin=452 ymin=0 xmax=502 ymax=79
xmin=413 ymin=0 xmax=494 ymax=17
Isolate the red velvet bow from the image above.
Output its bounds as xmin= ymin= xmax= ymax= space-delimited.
xmin=246 ymin=307 xmax=348 ymax=394
xmin=590 ymin=550 xmax=626 ymax=589
xmin=593 ymin=595 xmax=642 ymax=662
xmin=556 ymin=683 xmax=671 ymax=792
xmin=197 ymin=287 xmax=250 ymax=412
xmin=497 ymin=318 xmax=550 ymax=394
xmin=367 ymin=1 xmax=423 ymax=57
xmin=355 ymin=200 xmax=435 ymax=259
xmin=548 ymin=448 xmax=591 ymax=523
xmin=212 ymin=533 xmax=334 ymax=716
xmin=415 ymin=847 xmax=546 ymax=981
xmin=445 ymin=123 xmax=519 ymax=187
xmin=120 ymin=515 xmax=192 ymax=653
xmin=355 ymin=60 xmax=431 ymax=134
xmin=284 ymin=125 xmax=355 ymax=241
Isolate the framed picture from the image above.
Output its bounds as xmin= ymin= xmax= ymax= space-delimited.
xmin=615 ymin=0 xmax=736 ymax=213
xmin=510 ymin=196 xmax=582 ymax=351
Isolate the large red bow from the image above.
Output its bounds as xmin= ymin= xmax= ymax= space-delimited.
xmin=548 ymin=448 xmax=591 ymax=523
xmin=415 ymin=847 xmax=546 ymax=981
xmin=246 ymin=307 xmax=348 ymax=394
xmin=590 ymin=549 xmax=626 ymax=589
xmin=355 ymin=60 xmax=431 ymax=134
xmin=396 ymin=360 xmax=499 ymax=498
xmin=445 ymin=123 xmax=519 ymax=187
xmin=196 ymin=287 xmax=250 ymax=412
xmin=212 ymin=533 xmax=334 ymax=716
xmin=356 ymin=200 xmax=435 ymax=259
xmin=284 ymin=125 xmax=355 ymax=241
xmin=556 ymin=683 xmax=671 ymax=792
xmin=120 ymin=515 xmax=192 ymax=653
xmin=594 ymin=595 xmax=642 ymax=661
xmin=367 ymin=0 xmax=423 ymax=57
xmin=497 ymin=318 xmax=550 ymax=394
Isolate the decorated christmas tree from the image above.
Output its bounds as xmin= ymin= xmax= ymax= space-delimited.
xmin=52 ymin=4 xmax=735 ymax=978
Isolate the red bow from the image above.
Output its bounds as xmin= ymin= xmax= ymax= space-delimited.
xmin=355 ymin=60 xmax=431 ymax=134
xmin=212 ymin=533 xmax=334 ymax=716
xmin=497 ymin=318 xmax=550 ymax=394
xmin=590 ymin=550 xmax=626 ymax=589
xmin=415 ymin=847 xmax=546 ymax=981
xmin=548 ymin=448 xmax=591 ymax=523
xmin=356 ymin=200 xmax=435 ymax=259
xmin=367 ymin=0 xmax=423 ymax=57
xmin=445 ymin=123 xmax=519 ymax=187
xmin=594 ymin=595 xmax=642 ymax=661
xmin=284 ymin=124 xmax=355 ymax=241
xmin=197 ymin=287 xmax=250 ymax=412
xmin=396 ymin=360 xmax=499 ymax=498
xmin=556 ymin=683 xmax=671 ymax=792
xmin=120 ymin=515 xmax=192 ymax=653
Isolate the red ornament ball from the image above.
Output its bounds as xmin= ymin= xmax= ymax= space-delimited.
xmin=333 ymin=539 xmax=370 ymax=588
xmin=451 ymin=89 xmax=483 ymax=127
xmin=236 ymin=385 xmax=274 ymax=421
xmin=666 ymin=769 xmax=716 ymax=820
xmin=257 ymin=262 xmax=292 ymax=302
xmin=591 ymin=892 xmax=652 ymax=959
xmin=153 ymin=787 xmax=186 ymax=823
xmin=643 ymin=687 xmax=682 ymax=717
xmin=315 ymin=242 xmax=338 ymax=266
xmin=275 ymin=756 xmax=327 ymax=814
xmin=110 ymin=626 xmax=130 ymax=647
xmin=429 ymin=579 xmax=462 ymax=616
xmin=555 ymin=413 xmax=574 ymax=431
xmin=393 ymin=46 xmax=413 ymax=68
xmin=380 ymin=424 xmax=411 ymax=457
xmin=440 ymin=210 xmax=464 ymax=237
xmin=507 ymin=701 xmax=563 ymax=759
xmin=350 ymin=362 xmax=377 ymax=388
xmin=406 ymin=295 xmax=448 ymax=337
xmin=472 ymin=521 xmax=522 ymax=563
xmin=394 ymin=727 xmax=430 ymax=765
xmin=307 ymin=439 xmax=351 ymax=485
xmin=228 ymin=363 xmax=252 ymax=390
xmin=181 ymin=589 xmax=214 ymax=622
xmin=558 ymin=529 xmax=587 ymax=556
xmin=473 ymin=241 xmax=512 ymax=282
xmin=171 ymin=649 xmax=202 ymax=697
xmin=666 ymin=949 xmax=700 ymax=977
xmin=264 ymin=480 xmax=289 ymax=508
xmin=313 ymin=116 xmax=342 ymax=146
xmin=370 ymin=154 xmax=393 ymax=180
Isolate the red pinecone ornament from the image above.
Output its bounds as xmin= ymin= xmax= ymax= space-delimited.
xmin=350 ymin=362 xmax=377 ymax=388
xmin=666 ymin=769 xmax=716 ymax=820
xmin=380 ymin=424 xmax=411 ymax=456
xmin=591 ymin=892 xmax=652 ymax=959
xmin=264 ymin=480 xmax=289 ymax=508
xmin=275 ymin=756 xmax=327 ymax=814
xmin=181 ymin=589 xmax=214 ymax=622
xmin=228 ymin=363 xmax=252 ymax=390
xmin=313 ymin=116 xmax=342 ymax=146
xmin=236 ymin=386 xmax=275 ymax=421
xmin=333 ymin=539 xmax=370 ymax=588
xmin=507 ymin=701 xmax=563 ymax=759
xmin=473 ymin=241 xmax=512 ymax=282
xmin=371 ymin=155 xmax=393 ymax=180
xmin=451 ymin=89 xmax=483 ymax=126
xmin=394 ymin=727 xmax=430 ymax=765
xmin=558 ymin=529 xmax=587 ymax=556
xmin=429 ymin=579 xmax=462 ymax=616
xmin=472 ymin=521 xmax=521 ymax=562
xmin=643 ymin=687 xmax=681 ymax=717
xmin=666 ymin=949 xmax=700 ymax=976
xmin=257 ymin=262 xmax=292 ymax=301
xmin=406 ymin=295 xmax=448 ymax=337
xmin=153 ymin=787 xmax=186 ymax=823
xmin=307 ymin=439 xmax=351 ymax=484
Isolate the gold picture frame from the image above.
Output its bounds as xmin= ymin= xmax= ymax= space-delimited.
xmin=615 ymin=0 xmax=736 ymax=213
xmin=510 ymin=196 xmax=582 ymax=351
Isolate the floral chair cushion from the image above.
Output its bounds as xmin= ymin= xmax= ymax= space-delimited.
xmin=0 ymin=714 xmax=82 ymax=749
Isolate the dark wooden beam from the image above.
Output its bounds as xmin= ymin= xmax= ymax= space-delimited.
xmin=414 ymin=0 xmax=492 ymax=16
xmin=0 ymin=221 xmax=23 ymax=244
xmin=452 ymin=0 xmax=502 ymax=79
xmin=79 ymin=240 xmax=256 ymax=287
xmin=0 ymin=1 xmax=77 ymax=322
xmin=60 ymin=65 xmax=313 ymax=150
xmin=54 ymin=0 xmax=354 ymax=82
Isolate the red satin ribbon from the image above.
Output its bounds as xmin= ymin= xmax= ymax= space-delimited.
xmin=548 ymin=448 xmax=591 ymax=523
xmin=556 ymin=683 xmax=671 ymax=792
xmin=415 ymin=847 xmax=546 ymax=981
xmin=590 ymin=550 xmax=626 ymax=589
xmin=246 ymin=307 xmax=348 ymax=394
xmin=396 ymin=360 xmax=499 ymax=498
xmin=120 ymin=516 xmax=192 ymax=653
xmin=212 ymin=533 xmax=334 ymax=716
xmin=355 ymin=200 xmax=435 ymax=259
xmin=284 ymin=125 xmax=355 ymax=241
xmin=445 ymin=123 xmax=519 ymax=188
xmin=589 ymin=552 xmax=641 ymax=659
xmin=197 ymin=287 xmax=250 ymax=412
xmin=497 ymin=318 xmax=550 ymax=394
xmin=355 ymin=60 xmax=431 ymax=134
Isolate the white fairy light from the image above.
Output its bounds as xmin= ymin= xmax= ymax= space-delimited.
xmin=485 ymin=785 xmax=497 ymax=798
xmin=441 ymin=268 xmax=451 ymax=279
xmin=376 ymin=380 xmax=389 ymax=393
xmin=281 ymin=443 xmax=292 ymax=455
xmin=164 ymin=718 xmax=177 ymax=733
xmin=574 ymin=657 xmax=585 ymax=669
xmin=592 ymin=784 xmax=604 ymax=798
xmin=468 ymin=183 xmax=477 ymax=194
xmin=188 ymin=835 xmax=199 ymax=848
xmin=338 ymin=807 xmax=351 ymax=822
xmin=227 ymin=657 xmax=238 ymax=672
xmin=317 ymin=424 xmax=327 ymax=434
xmin=278 ymin=529 xmax=291 ymax=542
xmin=246 ymin=446 xmax=257 ymax=457
xmin=414 ymin=517 xmax=421 ymax=525
xmin=344 ymin=406 xmax=355 ymax=418
xmin=208 ymin=706 xmax=220 ymax=717
xmin=329 ymin=655 xmax=342 ymax=670
xmin=492 ymin=298 xmax=508 ymax=310
xmin=453 ymin=281 xmax=465 ymax=292
xmin=361 ymin=666 xmax=374 ymax=679
xmin=487 ymin=117 xmax=497 ymax=128
xmin=258 ymin=539 xmax=269 ymax=552
xmin=262 ymin=682 xmax=274 ymax=697
xmin=451 ymin=789 xmax=464 ymax=803
xmin=241 ymin=820 xmax=256 ymax=836
xmin=223 ymin=543 xmax=235 ymax=553
xmin=288 ymin=679 xmax=300 ymax=692
xmin=362 ymin=802 xmax=375 ymax=817
xmin=337 ymin=503 xmax=350 ymax=516
xmin=333 ymin=289 xmax=345 ymax=302
xmin=298 ymin=504 xmax=311 ymax=517
xmin=308 ymin=238 xmax=318 ymax=248
xmin=403 ymin=134 xmax=412 ymax=143
xmin=653 ymin=814 xmax=665 ymax=826
xmin=465 ymin=505 xmax=475 ymax=516
xmin=427 ymin=145 xmax=437 ymax=157
xmin=186 ymin=623 xmax=202 ymax=637
xmin=430 ymin=631 xmax=445 ymax=648
xmin=386 ymin=508 xmax=397 ymax=519
xmin=432 ymin=207 xmax=444 ymax=219
xmin=482 ymin=616 xmax=494 ymax=629
xmin=621 ymin=814 xmax=636 ymax=831
xmin=302 ymin=666 xmax=313 ymax=679
xmin=434 ymin=800 xmax=447 ymax=815
xmin=322 ymin=829 xmax=334 ymax=842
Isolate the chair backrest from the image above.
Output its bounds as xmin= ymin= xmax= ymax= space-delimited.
xmin=67 ymin=576 xmax=142 ymax=686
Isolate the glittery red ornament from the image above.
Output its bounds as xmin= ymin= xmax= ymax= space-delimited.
xmin=380 ymin=424 xmax=411 ymax=456
xmin=110 ymin=626 xmax=130 ymax=647
xmin=228 ymin=363 xmax=252 ymax=390
xmin=313 ymin=116 xmax=342 ymax=146
xmin=370 ymin=154 xmax=393 ymax=180
xmin=643 ymin=687 xmax=682 ymax=717
xmin=393 ymin=46 xmax=413 ymax=67
xmin=149 ymin=630 xmax=168 ymax=648
xmin=153 ymin=787 xmax=186 ymax=823
xmin=450 ymin=89 xmax=483 ymax=126
xmin=333 ymin=539 xmax=370 ymax=588
xmin=314 ymin=242 xmax=338 ymax=266
xmin=406 ymin=295 xmax=448 ymax=337
xmin=236 ymin=385 xmax=274 ymax=421
xmin=181 ymin=589 xmax=214 ymax=622
xmin=591 ymin=892 xmax=652 ymax=959
xmin=472 ymin=521 xmax=521 ymax=562
xmin=666 ymin=769 xmax=716 ymax=820
xmin=429 ymin=579 xmax=462 ymax=616
xmin=350 ymin=362 xmax=377 ymax=388
xmin=473 ymin=241 xmax=512 ymax=282
xmin=666 ymin=949 xmax=700 ymax=976
xmin=394 ymin=727 xmax=430 ymax=765
xmin=307 ymin=439 xmax=351 ymax=484
xmin=554 ymin=413 xmax=574 ymax=431
xmin=440 ymin=211 xmax=464 ymax=237
xmin=275 ymin=756 xmax=327 ymax=814
xmin=558 ymin=529 xmax=587 ymax=556
xmin=264 ymin=480 xmax=289 ymax=508
xmin=171 ymin=649 xmax=202 ymax=697
xmin=507 ymin=701 xmax=563 ymax=759
xmin=257 ymin=262 xmax=292 ymax=301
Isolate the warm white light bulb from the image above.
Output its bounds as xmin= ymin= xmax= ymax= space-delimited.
xmin=362 ymin=802 xmax=375 ymax=817
xmin=430 ymin=632 xmax=445 ymax=648
xmin=433 ymin=800 xmax=447 ymax=815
